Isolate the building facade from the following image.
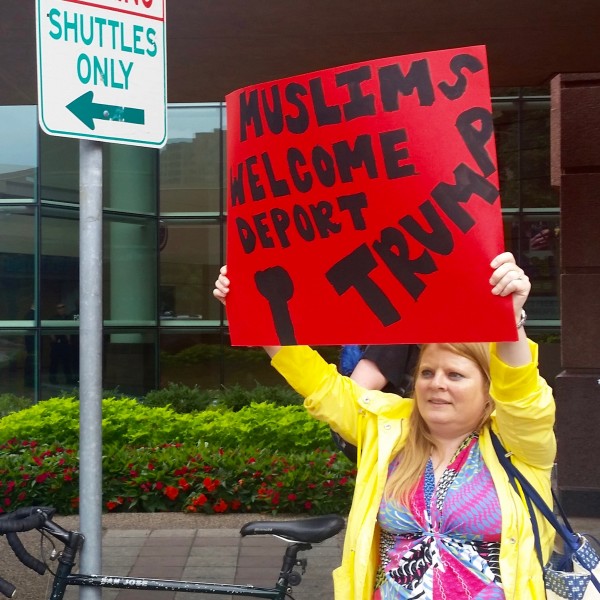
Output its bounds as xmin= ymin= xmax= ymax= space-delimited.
xmin=0 ymin=92 xmax=560 ymax=401
xmin=1 ymin=1 xmax=598 ymax=514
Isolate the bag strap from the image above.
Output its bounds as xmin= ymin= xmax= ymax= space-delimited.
xmin=490 ymin=430 xmax=600 ymax=593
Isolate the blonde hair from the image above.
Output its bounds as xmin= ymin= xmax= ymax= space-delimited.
xmin=384 ymin=342 xmax=494 ymax=505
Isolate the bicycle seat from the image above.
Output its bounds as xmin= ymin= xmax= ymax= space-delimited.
xmin=240 ymin=514 xmax=345 ymax=543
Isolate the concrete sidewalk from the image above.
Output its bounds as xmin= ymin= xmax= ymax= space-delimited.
xmin=2 ymin=512 xmax=344 ymax=600
xmin=3 ymin=512 xmax=600 ymax=599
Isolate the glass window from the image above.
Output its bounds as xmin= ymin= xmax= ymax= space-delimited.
xmin=520 ymin=214 xmax=560 ymax=320
xmin=0 ymin=206 xmax=36 ymax=322
xmin=160 ymin=330 xmax=222 ymax=390
xmin=521 ymin=101 xmax=557 ymax=208
xmin=0 ymin=106 xmax=37 ymax=202
xmin=40 ymin=207 xmax=80 ymax=320
xmin=105 ymin=144 xmax=158 ymax=214
xmin=104 ymin=329 xmax=157 ymax=396
xmin=40 ymin=328 xmax=79 ymax=396
xmin=40 ymin=133 xmax=79 ymax=204
xmin=105 ymin=213 xmax=157 ymax=324
xmin=159 ymin=219 xmax=221 ymax=323
xmin=492 ymin=100 xmax=519 ymax=209
xmin=160 ymin=105 xmax=222 ymax=215
xmin=0 ymin=331 xmax=38 ymax=400
xmin=222 ymin=340 xmax=289 ymax=388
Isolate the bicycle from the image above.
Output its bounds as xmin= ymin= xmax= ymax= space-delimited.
xmin=0 ymin=506 xmax=345 ymax=599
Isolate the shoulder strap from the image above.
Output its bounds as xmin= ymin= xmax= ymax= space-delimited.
xmin=489 ymin=431 xmax=580 ymax=555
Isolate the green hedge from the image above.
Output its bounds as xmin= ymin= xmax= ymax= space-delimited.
xmin=0 ymin=397 xmax=332 ymax=451
xmin=0 ymin=397 xmax=355 ymax=515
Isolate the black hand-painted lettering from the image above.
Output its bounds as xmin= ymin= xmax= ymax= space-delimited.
xmin=292 ymin=205 xmax=316 ymax=241
xmin=379 ymin=59 xmax=435 ymax=111
xmin=309 ymin=201 xmax=341 ymax=238
xmin=373 ymin=227 xmax=437 ymax=300
xmin=284 ymin=82 xmax=310 ymax=134
xmin=309 ymin=77 xmax=343 ymax=126
xmin=438 ymin=54 xmax=484 ymax=101
xmin=379 ymin=128 xmax=416 ymax=179
xmin=336 ymin=65 xmax=376 ymax=121
xmin=326 ymin=244 xmax=401 ymax=326
xmin=239 ymin=89 xmax=263 ymax=142
xmin=431 ymin=163 xmax=499 ymax=233
xmin=399 ymin=200 xmax=454 ymax=255
xmin=261 ymin=85 xmax=284 ymax=134
xmin=455 ymin=107 xmax=496 ymax=177
xmin=287 ymin=147 xmax=313 ymax=193
xmin=337 ymin=192 xmax=368 ymax=230
xmin=253 ymin=213 xmax=275 ymax=249
xmin=332 ymin=134 xmax=378 ymax=182
xmin=255 ymin=267 xmax=297 ymax=345
xmin=261 ymin=152 xmax=291 ymax=197
xmin=270 ymin=208 xmax=292 ymax=248
xmin=229 ymin=162 xmax=245 ymax=207
xmin=311 ymin=146 xmax=337 ymax=187
xmin=236 ymin=217 xmax=256 ymax=254
xmin=246 ymin=156 xmax=266 ymax=201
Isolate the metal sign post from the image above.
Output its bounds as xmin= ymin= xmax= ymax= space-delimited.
xmin=78 ymin=140 xmax=103 ymax=600
xmin=35 ymin=2 xmax=167 ymax=597
xmin=36 ymin=0 xmax=167 ymax=148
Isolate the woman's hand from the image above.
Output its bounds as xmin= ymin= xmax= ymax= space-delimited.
xmin=489 ymin=252 xmax=530 ymax=321
xmin=213 ymin=265 xmax=229 ymax=306
xmin=212 ymin=265 xmax=281 ymax=357
xmin=489 ymin=252 xmax=532 ymax=366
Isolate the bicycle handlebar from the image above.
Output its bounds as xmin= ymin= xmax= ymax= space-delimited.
xmin=0 ymin=507 xmax=55 ymax=598
xmin=0 ymin=506 xmax=54 ymax=534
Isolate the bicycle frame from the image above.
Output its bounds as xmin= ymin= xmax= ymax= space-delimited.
xmin=33 ymin=512 xmax=345 ymax=600
xmin=47 ymin=529 xmax=311 ymax=599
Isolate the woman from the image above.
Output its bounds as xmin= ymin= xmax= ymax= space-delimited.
xmin=213 ymin=252 xmax=556 ymax=599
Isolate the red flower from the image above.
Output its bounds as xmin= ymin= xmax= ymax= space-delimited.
xmin=178 ymin=478 xmax=190 ymax=491
xmin=35 ymin=472 xmax=51 ymax=484
xmin=4 ymin=498 xmax=11 ymax=507
xmin=193 ymin=493 xmax=208 ymax=507
xmin=271 ymin=492 xmax=280 ymax=506
xmin=231 ymin=500 xmax=242 ymax=511
xmin=147 ymin=462 xmax=155 ymax=470
xmin=304 ymin=501 xmax=312 ymax=510
xmin=213 ymin=499 xmax=228 ymax=513
xmin=106 ymin=501 xmax=118 ymax=511
xmin=154 ymin=481 xmax=164 ymax=491
xmin=17 ymin=492 xmax=26 ymax=502
xmin=287 ymin=493 xmax=297 ymax=502
xmin=247 ymin=457 xmax=256 ymax=464
xmin=203 ymin=477 xmax=220 ymax=492
xmin=164 ymin=486 xmax=179 ymax=500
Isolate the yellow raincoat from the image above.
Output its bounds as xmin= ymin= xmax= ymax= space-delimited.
xmin=271 ymin=340 xmax=556 ymax=600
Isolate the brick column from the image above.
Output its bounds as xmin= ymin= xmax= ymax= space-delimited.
xmin=550 ymin=73 xmax=600 ymax=517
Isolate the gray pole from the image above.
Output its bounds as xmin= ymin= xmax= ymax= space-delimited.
xmin=78 ymin=139 xmax=103 ymax=600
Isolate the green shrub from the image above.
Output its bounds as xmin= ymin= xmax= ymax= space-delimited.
xmin=217 ymin=384 xmax=303 ymax=411
xmin=0 ymin=393 xmax=33 ymax=418
xmin=0 ymin=438 xmax=355 ymax=515
xmin=142 ymin=382 xmax=217 ymax=412
xmin=0 ymin=397 xmax=333 ymax=452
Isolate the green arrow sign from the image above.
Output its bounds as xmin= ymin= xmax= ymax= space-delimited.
xmin=67 ymin=91 xmax=145 ymax=131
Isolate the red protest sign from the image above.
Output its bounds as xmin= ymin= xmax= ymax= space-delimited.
xmin=224 ymin=45 xmax=516 ymax=346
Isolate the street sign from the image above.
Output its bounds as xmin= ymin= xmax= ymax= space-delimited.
xmin=36 ymin=0 xmax=167 ymax=148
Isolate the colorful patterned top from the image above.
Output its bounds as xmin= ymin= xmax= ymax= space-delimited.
xmin=375 ymin=434 xmax=505 ymax=599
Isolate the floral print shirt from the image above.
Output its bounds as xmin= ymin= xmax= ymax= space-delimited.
xmin=375 ymin=434 xmax=505 ymax=599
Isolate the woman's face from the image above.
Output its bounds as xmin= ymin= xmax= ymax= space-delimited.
xmin=415 ymin=344 xmax=489 ymax=436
